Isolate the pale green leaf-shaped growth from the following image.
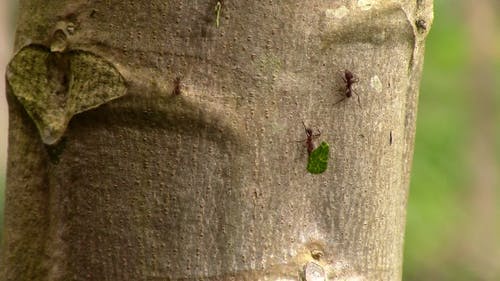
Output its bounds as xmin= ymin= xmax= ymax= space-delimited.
xmin=307 ymin=142 xmax=330 ymax=174
xmin=6 ymin=45 xmax=127 ymax=145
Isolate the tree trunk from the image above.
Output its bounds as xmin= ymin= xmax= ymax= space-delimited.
xmin=1 ymin=1 xmax=432 ymax=280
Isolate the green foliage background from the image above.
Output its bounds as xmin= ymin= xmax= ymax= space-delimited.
xmin=0 ymin=0 xmax=498 ymax=280
xmin=404 ymin=0 xmax=499 ymax=280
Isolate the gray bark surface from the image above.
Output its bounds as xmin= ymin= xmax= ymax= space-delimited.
xmin=1 ymin=1 xmax=432 ymax=280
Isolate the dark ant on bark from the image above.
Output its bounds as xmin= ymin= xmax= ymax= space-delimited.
xmin=334 ymin=70 xmax=361 ymax=108
xmin=298 ymin=121 xmax=321 ymax=155
xmin=172 ymin=77 xmax=182 ymax=96
xmin=416 ymin=19 xmax=427 ymax=31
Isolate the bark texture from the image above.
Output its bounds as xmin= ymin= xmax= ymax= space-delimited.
xmin=1 ymin=1 xmax=432 ymax=280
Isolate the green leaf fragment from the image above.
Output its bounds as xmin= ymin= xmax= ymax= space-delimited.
xmin=307 ymin=141 xmax=330 ymax=174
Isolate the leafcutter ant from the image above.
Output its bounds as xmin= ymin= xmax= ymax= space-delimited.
xmin=172 ymin=77 xmax=181 ymax=96
xmin=334 ymin=70 xmax=361 ymax=108
xmin=416 ymin=19 xmax=427 ymax=31
xmin=298 ymin=121 xmax=321 ymax=155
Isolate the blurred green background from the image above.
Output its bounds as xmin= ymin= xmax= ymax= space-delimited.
xmin=404 ymin=0 xmax=500 ymax=280
xmin=0 ymin=0 xmax=498 ymax=280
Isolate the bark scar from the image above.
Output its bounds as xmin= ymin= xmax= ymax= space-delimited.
xmin=6 ymin=44 xmax=127 ymax=144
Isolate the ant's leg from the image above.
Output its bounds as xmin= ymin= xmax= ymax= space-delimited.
xmin=296 ymin=122 xmax=309 ymax=143
xmin=333 ymin=97 xmax=346 ymax=106
xmin=313 ymin=129 xmax=321 ymax=139
xmin=353 ymin=91 xmax=362 ymax=108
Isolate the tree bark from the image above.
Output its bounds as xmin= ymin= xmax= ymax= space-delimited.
xmin=1 ymin=1 xmax=432 ymax=280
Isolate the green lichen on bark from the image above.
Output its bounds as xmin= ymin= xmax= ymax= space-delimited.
xmin=6 ymin=44 xmax=127 ymax=145
xmin=214 ymin=1 xmax=222 ymax=27
xmin=307 ymin=142 xmax=330 ymax=174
